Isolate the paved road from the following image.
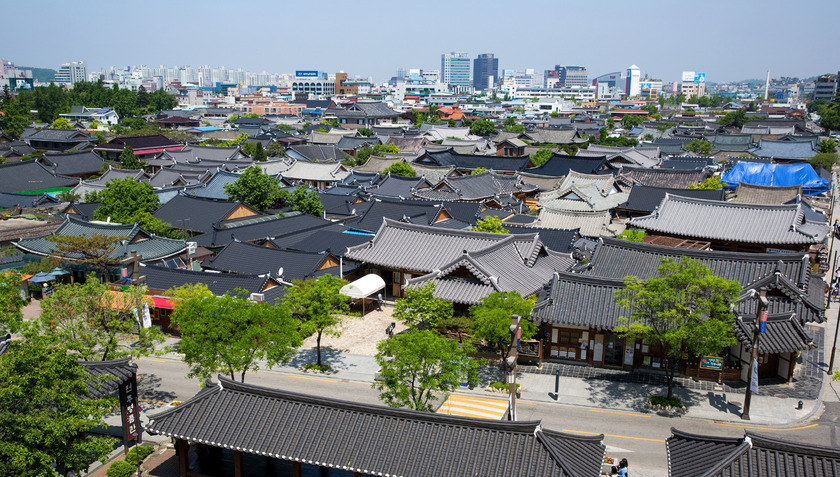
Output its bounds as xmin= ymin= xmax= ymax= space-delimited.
xmin=135 ymin=356 xmax=840 ymax=476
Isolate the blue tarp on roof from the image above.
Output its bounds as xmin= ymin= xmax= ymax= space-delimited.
xmin=722 ymin=161 xmax=829 ymax=195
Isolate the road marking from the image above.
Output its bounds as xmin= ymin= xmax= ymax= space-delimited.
xmin=287 ymin=375 xmax=339 ymax=383
xmin=590 ymin=409 xmax=651 ymax=418
xmin=563 ymin=429 xmax=666 ymax=443
xmin=137 ymin=357 xmax=167 ymax=363
xmin=139 ymin=399 xmax=172 ymax=406
xmin=709 ymin=422 xmax=818 ymax=431
xmin=438 ymin=394 xmax=508 ymax=420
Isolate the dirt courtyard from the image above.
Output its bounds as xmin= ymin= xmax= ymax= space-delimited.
xmin=300 ymin=304 xmax=407 ymax=356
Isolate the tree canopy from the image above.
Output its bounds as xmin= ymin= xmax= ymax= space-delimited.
xmin=392 ymin=282 xmax=453 ymax=328
xmin=614 ymin=257 xmax=740 ymax=399
xmin=0 ymin=336 xmax=117 ymax=476
xmin=689 ymin=176 xmax=725 ymax=190
xmin=469 ymin=118 xmax=497 ymax=137
xmin=171 ymin=291 xmax=302 ymax=382
xmin=470 ymin=291 xmax=536 ymax=361
xmin=51 ymin=117 xmax=73 ymax=129
xmin=223 ymin=165 xmax=282 ymax=211
xmin=285 ymin=275 xmax=350 ymax=368
xmin=531 ymin=148 xmax=553 ymax=166
xmin=277 ymin=185 xmax=324 ymax=216
xmin=469 ymin=216 xmax=509 ymax=234
xmin=684 ymin=139 xmax=713 ymax=155
xmin=373 ymin=329 xmax=480 ymax=411
xmin=93 ymin=177 xmax=160 ymax=223
xmin=381 ymin=162 xmax=416 ymax=177
xmin=0 ymin=271 xmax=26 ymax=334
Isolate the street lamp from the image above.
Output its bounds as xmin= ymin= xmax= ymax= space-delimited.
xmin=507 ymin=314 xmax=521 ymax=421
xmin=741 ymin=289 xmax=768 ymax=420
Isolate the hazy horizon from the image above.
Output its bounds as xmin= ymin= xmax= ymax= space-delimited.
xmin=5 ymin=0 xmax=839 ymax=84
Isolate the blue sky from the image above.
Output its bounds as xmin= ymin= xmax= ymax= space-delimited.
xmin=6 ymin=0 xmax=839 ymax=83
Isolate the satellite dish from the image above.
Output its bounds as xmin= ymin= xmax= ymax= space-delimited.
xmin=277 ymin=267 xmax=284 ymax=278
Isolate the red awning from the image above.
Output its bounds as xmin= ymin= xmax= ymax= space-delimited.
xmin=151 ymin=296 xmax=175 ymax=309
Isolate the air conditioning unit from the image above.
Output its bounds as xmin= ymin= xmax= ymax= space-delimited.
xmin=249 ymin=293 xmax=265 ymax=302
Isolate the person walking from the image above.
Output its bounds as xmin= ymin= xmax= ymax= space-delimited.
xmin=377 ymin=292 xmax=383 ymax=312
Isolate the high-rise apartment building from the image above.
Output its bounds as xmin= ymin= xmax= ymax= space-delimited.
xmin=473 ymin=53 xmax=499 ymax=92
xmin=55 ymin=61 xmax=88 ymax=85
xmin=551 ymin=65 xmax=588 ymax=87
xmin=814 ymin=73 xmax=839 ymax=100
xmin=625 ymin=65 xmax=641 ymax=97
xmin=441 ymin=52 xmax=471 ymax=90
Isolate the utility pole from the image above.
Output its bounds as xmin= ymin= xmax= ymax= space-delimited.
xmin=742 ymin=290 xmax=768 ymax=420
xmin=507 ymin=314 xmax=521 ymax=421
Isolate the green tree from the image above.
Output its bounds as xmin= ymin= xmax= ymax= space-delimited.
xmin=531 ymin=147 xmax=553 ymax=166
xmin=252 ymin=142 xmax=267 ymax=162
xmin=118 ymin=147 xmax=145 ymax=170
xmin=51 ymin=117 xmax=73 ymax=129
xmin=448 ymin=118 xmax=456 ymax=127
xmin=819 ymin=138 xmax=837 ymax=154
xmin=684 ymin=138 xmax=713 ymax=155
xmin=621 ymin=114 xmax=645 ymax=129
xmin=469 ymin=216 xmax=509 ymax=234
xmin=278 ymin=185 xmax=324 ymax=216
xmin=606 ymin=117 xmax=615 ymax=129
xmin=428 ymin=104 xmax=442 ymax=123
xmin=470 ymin=291 xmax=536 ymax=361
xmin=641 ymin=103 xmax=658 ymax=115
xmin=266 ymin=141 xmax=285 ymax=157
xmin=0 ymin=271 xmax=26 ymax=334
xmin=503 ymin=116 xmax=524 ymax=132
xmin=285 ymin=275 xmax=350 ymax=368
xmin=37 ymin=278 xmax=166 ymax=361
xmin=643 ymin=133 xmax=654 ymax=141
xmin=689 ymin=176 xmax=724 ymax=190
xmin=46 ymin=234 xmax=125 ymax=281
xmin=469 ymin=118 xmax=497 ymax=136
xmin=718 ymin=109 xmax=749 ymax=128
xmin=351 ymin=143 xmax=400 ymax=166
xmin=808 ymin=153 xmax=839 ymax=171
xmin=94 ymin=177 xmax=160 ymax=222
xmin=373 ymin=329 xmax=480 ymax=411
xmin=381 ymin=162 xmax=416 ymax=177
xmin=170 ymin=292 xmax=302 ymax=382
xmin=0 ymin=336 xmax=117 ymax=476
xmin=223 ymin=165 xmax=282 ymax=211
xmin=392 ymin=283 xmax=453 ymax=328
xmin=358 ymin=128 xmax=372 ymax=137
xmin=617 ymin=229 xmax=646 ymax=242
xmin=471 ymin=167 xmax=487 ymax=175
xmin=615 ymin=257 xmax=740 ymax=399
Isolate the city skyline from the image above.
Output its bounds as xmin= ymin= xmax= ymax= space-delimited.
xmin=4 ymin=0 xmax=839 ymax=84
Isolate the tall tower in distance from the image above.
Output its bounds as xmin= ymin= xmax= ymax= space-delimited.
xmin=626 ymin=65 xmax=641 ymax=97
xmin=473 ymin=53 xmax=499 ymax=92
xmin=441 ymin=52 xmax=471 ymax=91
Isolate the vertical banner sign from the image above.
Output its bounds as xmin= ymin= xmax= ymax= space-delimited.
xmin=750 ymin=359 xmax=759 ymax=394
xmin=142 ymin=303 xmax=152 ymax=329
xmin=758 ymin=310 xmax=768 ymax=333
xmin=119 ymin=374 xmax=140 ymax=443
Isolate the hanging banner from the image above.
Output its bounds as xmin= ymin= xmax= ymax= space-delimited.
xmin=118 ymin=373 xmax=141 ymax=443
xmin=750 ymin=360 xmax=759 ymax=394
xmin=142 ymin=303 xmax=152 ymax=329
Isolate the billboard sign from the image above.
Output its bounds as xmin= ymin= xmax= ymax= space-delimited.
xmin=295 ymin=70 xmax=320 ymax=78
xmin=681 ymin=71 xmax=705 ymax=83
xmin=640 ymin=82 xmax=653 ymax=89
xmin=9 ymin=77 xmax=33 ymax=91
xmin=119 ymin=373 xmax=140 ymax=442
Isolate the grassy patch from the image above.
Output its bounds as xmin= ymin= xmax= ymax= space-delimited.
xmin=303 ymin=363 xmax=331 ymax=372
xmin=650 ymin=395 xmax=684 ymax=408
xmin=489 ymin=381 xmax=520 ymax=390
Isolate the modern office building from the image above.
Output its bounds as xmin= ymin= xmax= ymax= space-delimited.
xmin=814 ymin=73 xmax=838 ymax=100
xmin=54 ymin=61 xmax=88 ymax=85
xmin=441 ymin=52 xmax=471 ymax=91
xmin=548 ymin=65 xmax=588 ymax=87
xmin=625 ymin=65 xmax=641 ymax=97
xmin=679 ymin=71 xmax=706 ymax=98
xmin=473 ymin=53 xmax=499 ymax=92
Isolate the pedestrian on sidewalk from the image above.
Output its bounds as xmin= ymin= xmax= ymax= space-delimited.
xmin=618 ymin=458 xmax=629 ymax=477
xmin=377 ymin=292 xmax=383 ymax=312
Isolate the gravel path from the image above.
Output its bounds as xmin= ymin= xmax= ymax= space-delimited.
xmin=300 ymin=305 xmax=406 ymax=356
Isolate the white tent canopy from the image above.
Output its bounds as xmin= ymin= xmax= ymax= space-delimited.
xmin=340 ymin=274 xmax=386 ymax=299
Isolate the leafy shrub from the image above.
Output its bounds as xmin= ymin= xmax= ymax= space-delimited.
xmin=125 ymin=445 xmax=155 ymax=466
xmin=489 ymin=381 xmax=520 ymax=390
xmin=303 ymin=363 xmax=331 ymax=372
xmin=106 ymin=460 xmax=135 ymax=477
xmin=650 ymin=395 xmax=684 ymax=408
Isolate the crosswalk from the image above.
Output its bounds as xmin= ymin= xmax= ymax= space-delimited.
xmin=437 ymin=394 xmax=509 ymax=420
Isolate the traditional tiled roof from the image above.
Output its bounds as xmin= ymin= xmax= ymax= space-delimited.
xmin=139 ymin=264 xmax=285 ymax=303
xmin=507 ymin=225 xmax=578 ymax=253
xmin=733 ymin=313 xmax=815 ymax=354
xmin=413 ymin=172 xmax=537 ymax=202
xmin=146 ymin=169 xmax=209 ymax=189
xmin=415 ymin=149 xmax=531 ymax=172
xmin=84 ymin=167 xmax=150 ymax=186
xmin=96 ymin=134 xmax=182 ymax=151
xmin=0 ymin=192 xmax=60 ymax=209
xmin=629 ymin=194 xmax=828 ymax=245
xmin=282 ymin=229 xmax=372 ymax=256
xmin=61 ymin=202 xmax=101 ymax=221
xmin=749 ymin=139 xmax=818 ymax=160
xmin=406 ymin=238 xmax=573 ymax=305
xmin=343 ymin=101 xmax=399 ymax=118
xmin=308 ymin=132 xmax=344 ymax=145
xmin=346 ymin=218 xmax=536 ymax=273
xmin=191 ymin=213 xmax=333 ymax=248
xmin=363 ymin=174 xmax=430 ymax=199
xmin=204 ymin=241 xmax=336 ymax=281
xmin=518 ymin=172 xmax=565 ymax=191
xmin=712 ymin=133 xmax=753 ymax=152
xmin=78 ymin=358 xmax=137 ymax=400
xmin=353 ymin=155 xmax=404 ymax=173
xmin=539 ymin=172 xmax=627 ymax=213
xmin=15 ymin=216 xmax=185 ymax=262
xmin=280 ymin=160 xmax=350 ymax=183
xmin=583 ymin=145 xmax=661 ymax=168
xmin=616 ymin=185 xmax=724 ymax=215
xmin=0 ymin=161 xmax=79 ymax=193
xmin=38 ymin=151 xmax=104 ymax=176
xmin=162 ymin=146 xmax=246 ymax=163
xmin=153 ymin=195 xmax=262 ymax=234
xmin=666 ymin=429 xmax=840 ymax=477
xmin=288 ymin=145 xmax=347 ymax=162
xmin=25 ymin=128 xmax=91 ymax=143
xmin=732 ymin=183 xmax=802 ymax=205
xmin=336 ymin=136 xmax=381 ymax=151
xmin=147 ymin=376 xmax=605 ymax=477
xmin=385 ymin=136 xmax=427 ymax=154
xmin=617 ymin=165 xmax=708 ymax=189
xmin=535 ymin=209 xmax=623 ymax=238
xmin=523 ymin=154 xmax=608 ymax=177
xmin=186 ymin=170 xmax=242 ymax=200
xmin=532 ymin=271 xmax=628 ymax=330
xmin=350 ymin=197 xmax=481 ymax=233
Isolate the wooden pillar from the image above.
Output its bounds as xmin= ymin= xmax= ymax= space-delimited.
xmin=233 ymin=450 xmax=243 ymax=477
xmin=292 ymin=461 xmax=302 ymax=477
xmin=176 ymin=439 xmax=189 ymax=477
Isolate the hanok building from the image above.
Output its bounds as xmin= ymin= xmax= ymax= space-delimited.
xmin=629 ymin=194 xmax=828 ymax=253
xmin=532 ymin=237 xmax=824 ymax=381
xmin=414 ymin=148 xmax=533 ymax=174
xmin=203 ymin=241 xmax=345 ymax=282
xmin=23 ymin=128 xmax=93 ymax=152
xmin=95 ymin=134 xmax=185 ymax=161
xmin=614 ymin=185 xmax=724 ymax=219
xmin=345 ymin=218 xmax=572 ymax=303
xmin=37 ymin=151 xmax=105 ymax=179
xmin=153 ymin=194 xmax=263 ymax=236
xmin=147 ymin=377 xmax=606 ymax=477
xmin=331 ymin=101 xmax=399 ymax=129
xmin=0 ymin=160 xmax=78 ymax=194
xmin=413 ymin=171 xmax=538 ymax=206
